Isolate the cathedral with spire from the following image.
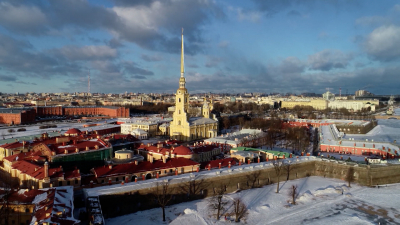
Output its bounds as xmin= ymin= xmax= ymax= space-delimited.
xmin=169 ymin=29 xmax=218 ymax=141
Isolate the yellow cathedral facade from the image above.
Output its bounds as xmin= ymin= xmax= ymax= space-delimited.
xmin=170 ymin=30 xmax=219 ymax=141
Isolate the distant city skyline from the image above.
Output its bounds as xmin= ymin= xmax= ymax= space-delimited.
xmin=0 ymin=0 xmax=400 ymax=95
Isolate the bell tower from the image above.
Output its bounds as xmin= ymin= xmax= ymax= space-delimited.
xmin=172 ymin=29 xmax=190 ymax=129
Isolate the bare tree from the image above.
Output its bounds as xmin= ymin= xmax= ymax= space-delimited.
xmin=179 ymin=178 xmax=208 ymax=200
xmin=273 ymin=160 xmax=286 ymax=193
xmin=284 ymin=162 xmax=296 ymax=181
xmin=230 ymin=198 xmax=248 ymax=222
xmin=223 ymin=118 xmax=231 ymax=130
xmin=246 ymin=170 xmax=262 ymax=188
xmin=154 ymin=180 xmax=173 ymax=222
xmin=208 ymin=183 xmax=228 ymax=220
xmin=345 ymin=167 xmax=355 ymax=188
xmin=288 ymin=185 xmax=298 ymax=204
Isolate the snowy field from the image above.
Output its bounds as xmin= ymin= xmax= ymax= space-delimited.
xmin=106 ymin=177 xmax=400 ymax=225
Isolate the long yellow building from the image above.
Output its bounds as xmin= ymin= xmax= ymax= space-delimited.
xmin=169 ymin=30 xmax=218 ymax=141
xmin=281 ymin=99 xmax=328 ymax=110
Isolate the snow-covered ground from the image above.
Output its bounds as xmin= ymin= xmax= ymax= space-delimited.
xmin=394 ymin=107 xmax=400 ymax=115
xmin=106 ymin=177 xmax=400 ymax=225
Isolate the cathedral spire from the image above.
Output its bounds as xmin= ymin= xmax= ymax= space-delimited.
xmin=181 ymin=28 xmax=184 ymax=77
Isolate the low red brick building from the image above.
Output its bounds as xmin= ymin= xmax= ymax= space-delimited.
xmin=0 ymin=106 xmax=129 ymax=125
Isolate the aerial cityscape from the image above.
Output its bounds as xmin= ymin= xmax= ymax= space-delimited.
xmin=1 ymin=1 xmax=400 ymax=225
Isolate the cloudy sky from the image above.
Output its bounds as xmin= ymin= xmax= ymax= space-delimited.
xmin=0 ymin=0 xmax=400 ymax=95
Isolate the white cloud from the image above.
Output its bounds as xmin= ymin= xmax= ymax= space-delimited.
xmin=234 ymin=7 xmax=261 ymax=23
xmin=0 ymin=2 xmax=47 ymax=34
xmin=364 ymin=25 xmax=400 ymax=61
xmin=355 ymin=16 xmax=389 ymax=26
xmin=57 ymin=45 xmax=118 ymax=61
xmin=279 ymin=57 xmax=305 ymax=74
xmin=218 ymin=40 xmax=229 ymax=48
xmin=109 ymin=0 xmax=222 ymax=53
xmin=392 ymin=4 xmax=400 ymax=13
xmin=308 ymin=50 xmax=354 ymax=71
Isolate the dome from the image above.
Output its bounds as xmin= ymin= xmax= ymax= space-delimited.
xmin=172 ymin=145 xmax=193 ymax=155
xmin=65 ymin=128 xmax=82 ymax=135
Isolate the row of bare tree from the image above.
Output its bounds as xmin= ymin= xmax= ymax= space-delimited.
xmin=238 ymin=126 xmax=311 ymax=154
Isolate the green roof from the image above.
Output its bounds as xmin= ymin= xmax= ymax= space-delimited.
xmin=232 ymin=146 xmax=290 ymax=157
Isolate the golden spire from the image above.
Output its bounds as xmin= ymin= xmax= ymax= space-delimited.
xmin=180 ymin=28 xmax=184 ymax=77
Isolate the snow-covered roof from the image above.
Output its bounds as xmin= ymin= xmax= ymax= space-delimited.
xmin=320 ymin=122 xmax=400 ymax=154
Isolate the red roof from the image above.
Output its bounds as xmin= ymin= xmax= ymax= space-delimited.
xmin=172 ymin=145 xmax=192 ymax=155
xmin=0 ymin=141 xmax=24 ymax=149
xmin=47 ymin=139 xmax=109 ymax=155
xmin=10 ymin=160 xmax=80 ymax=181
xmin=138 ymin=144 xmax=193 ymax=156
xmin=5 ymin=189 xmax=45 ymax=204
xmin=3 ymin=151 xmax=43 ymax=163
xmin=93 ymin=158 xmax=199 ymax=178
xmin=106 ymin=134 xmax=139 ymax=142
xmin=65 ymin=128 xmax=81 ymax=135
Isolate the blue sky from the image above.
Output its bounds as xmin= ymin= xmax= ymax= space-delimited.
xmin=0 ymin=0 xmax=400 ymax=95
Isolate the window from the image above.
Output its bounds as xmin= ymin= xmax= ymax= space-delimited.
xmin=58 ymin=181 xmax=62 ymax=186
xmin=75 ymin=179 xmax=78 ymax=184
xmin=116 ymin=177 xmax=119 ymax=182
xmin=67 ymin=181 xmax=71 ymax=185
xmin=178 ymin=120 xmax=181 ymax=125
xmin=179 ymin=98 xmax=181 ymax=102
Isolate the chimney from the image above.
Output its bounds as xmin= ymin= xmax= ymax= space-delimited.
xmin=147 ymin=143 xmax=151 ymax=147
xmin=44 ymin=162 xmax=49 ymax=178
xmin=86 ymin=146 xmax=89 ymax=151
xmin=162 ymin=156 xmax=166 ymax=163
xmin=62 ymin=142 xmax=65 ymax=146
xmin=149 ymin=154 xmax=154 ymax=163
xmin=95 ymin=145 xmax=99 ymax=149
xmin=134 ymin=160 xmax=138 ymax=165
xmin=75 ymin=148 xmax=79 ymax=153
xmin=109 ymin=165 xmax=112 ymax=169
xmin=65 ymin=149 xmax=68 ymax=154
